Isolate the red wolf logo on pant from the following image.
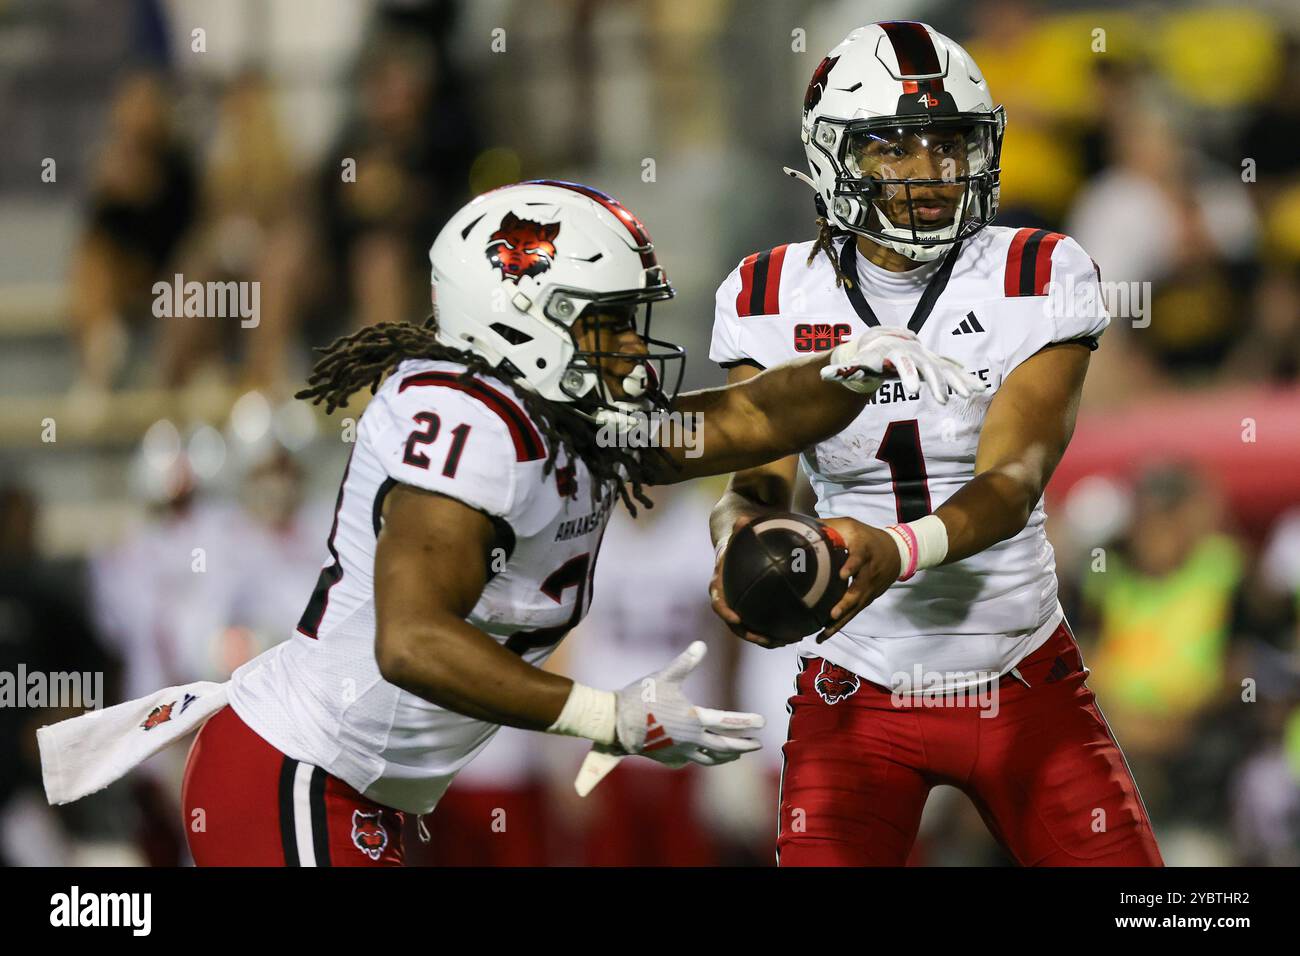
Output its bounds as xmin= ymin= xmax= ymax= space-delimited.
xmin=351 ymin=810 xmax=389 ymax=861
xmin=814 ymin=660 xmax=861 ymax=705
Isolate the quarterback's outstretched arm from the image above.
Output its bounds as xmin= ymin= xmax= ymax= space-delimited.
xmin=817 ymin=341 xmax=1091 ymax=637
xmin=655 ymin=327 xmax=975 ymax=483
xmin=659 ymin=353 xmax=863 ymax=482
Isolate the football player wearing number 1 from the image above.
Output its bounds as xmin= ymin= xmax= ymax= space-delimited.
xmin=707 ymin=22 xmax=1163 ymax=866
xmin=174 ymin=179 xmax=972 ymax=865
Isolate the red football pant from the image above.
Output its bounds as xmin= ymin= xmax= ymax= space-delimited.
xmin=182 ymin=705 xmax=405 ymax=866
xmin=777 ymin=622 xmax=1163 ymax=866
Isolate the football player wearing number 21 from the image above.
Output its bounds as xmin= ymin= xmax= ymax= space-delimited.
xmin=708 ymin=22 xmax=1163 ymax=866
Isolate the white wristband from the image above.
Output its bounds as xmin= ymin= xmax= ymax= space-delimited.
xmin=883 ymin=514 xmax=949 ymax=582
xmin=547 ymin=682 xmax=617 ymax=746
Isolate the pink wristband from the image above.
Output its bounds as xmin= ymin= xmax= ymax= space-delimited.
xmin=888 ymin=523 xmax=919 ymax=581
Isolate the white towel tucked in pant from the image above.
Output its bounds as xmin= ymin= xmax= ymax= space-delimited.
xmin=38 ymin=680 xmax=229 ymax=806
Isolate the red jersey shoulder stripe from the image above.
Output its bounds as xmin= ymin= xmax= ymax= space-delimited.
xmin=1004 ymin=228 xmax=1066 ymax=297
xmin=398 ymin=372 xmax=546 ymax=462
xmin=735 ymin=244 xmax=791 ymax=317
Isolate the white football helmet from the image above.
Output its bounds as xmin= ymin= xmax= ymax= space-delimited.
xmin=796 ymin=21 xmax=1005 ymax=262
xmin=427 ymin=180 xmax=683 ymax=419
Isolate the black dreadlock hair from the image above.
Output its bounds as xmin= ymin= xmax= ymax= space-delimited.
xmin=295 ymin=318 xmax=668 ymax=514
xmin=807 ymin=194 xmax=857 ymax=291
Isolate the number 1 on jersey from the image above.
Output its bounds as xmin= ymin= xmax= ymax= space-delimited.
xmin=876 ymin=419 xmax=932 ymax=522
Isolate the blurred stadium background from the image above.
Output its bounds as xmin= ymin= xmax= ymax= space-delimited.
xmin=1 ymin=0 xmax=1299 ymax=866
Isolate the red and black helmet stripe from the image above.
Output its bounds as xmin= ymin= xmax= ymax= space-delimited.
xmin=879 ymin=21 xmax=943 ymax=79
xmin=735 ymin=244 xmax=790 ymax=317
xmin=527 ymin=179 xmax=659 ymax=269
xmin=399 ymin=371 xmax=545 ymax=461
xmin=1004 ymin=228 xmax=1066 ymax=297
xmin=880 ymin=20 xmax=946 ymax=98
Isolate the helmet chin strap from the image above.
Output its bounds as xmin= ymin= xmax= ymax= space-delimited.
xmin=871 ymin=208 xmax=951 ymax=262
xmin=869 ymin=182 xmax=978 ymax=262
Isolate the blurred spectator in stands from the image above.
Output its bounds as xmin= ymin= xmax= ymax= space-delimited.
xmin=1260 ymin=505 xmax=1300 ymax=652
xmin=68 ymin=71 xmax=198 ymax=392
xmin=315 ymin=27 xmax=480 ymax=335
xmin=1222 ymin=266 xmax=1300 ymax=385
xmin=0 ymin=482 xmax=127 ymax=865
xmin=963 ymin=0 xmax=1090 ymax=229
xmin=1230 ymin=686 xmax=1300 ymax=867
xmin=159 ymin=72 xmax=313 ymax=394
xmin=1067 ymin=108 xmax=1256 ymax=379
xmin=1240 ymin=34 xmax=1300 ymax=265
xmin=1079 ymin=463 xmax=1244 ymax=828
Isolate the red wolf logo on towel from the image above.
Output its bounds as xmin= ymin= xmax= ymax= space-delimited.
xmin=141 ymin=702 xmax=175 ymax=730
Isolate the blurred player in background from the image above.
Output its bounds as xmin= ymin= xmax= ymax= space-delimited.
xmin=709 ymin=22 xmax=1162 ymax=866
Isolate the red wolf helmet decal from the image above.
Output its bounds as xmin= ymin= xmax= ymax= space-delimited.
xmin=814 ymin=659 xmax=860 ymax=705
xmin=804 ymin=54 xmax=840 ymax=111
xmin=351 ymin=809 xmax=389 ymax=861
xmin=141 ymin=701 xmax=175 ymax=730
xmin=486 ymin=211 xmax=560 ymax=283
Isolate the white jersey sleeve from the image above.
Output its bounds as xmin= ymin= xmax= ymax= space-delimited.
xmin=1048 ymin=235 xmax=1110 ymax=345
xmin=1004 ymin=234 xmax=1111 ymax=374
xmin=708 ymin=259 xmax=750 ymax=367
xmin=709 ymin=243 xmax=813 ymax=371
xmin=366 ymin=370 xmax=546 ymax=531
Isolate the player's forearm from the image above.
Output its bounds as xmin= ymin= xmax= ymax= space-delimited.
xmin=934 ymin=462 xmax=1043 ymax=564
xmin=670 ymin=355 xmax=865 ymax=480
xmin=376 ymin=614 xmax=573 ymax=730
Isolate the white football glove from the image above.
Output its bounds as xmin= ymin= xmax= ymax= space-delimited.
xmin=821 ymin=327 xmax=981 ymax=404
xmin=574 ymin=642 xmax=764 ymax=796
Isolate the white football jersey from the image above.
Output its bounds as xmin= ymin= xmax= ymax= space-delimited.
xmin=229 ymin=358 xmax=615 ymax=813
xmin=710 ymin=227 xmax=1108 ymax=692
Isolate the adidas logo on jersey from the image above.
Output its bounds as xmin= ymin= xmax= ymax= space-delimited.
xmin=952 ymin=311 xmax=985 ymax=335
